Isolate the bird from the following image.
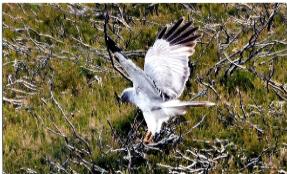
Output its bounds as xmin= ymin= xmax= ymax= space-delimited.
xmin=106 ymin=17 xmax=215 ymax=144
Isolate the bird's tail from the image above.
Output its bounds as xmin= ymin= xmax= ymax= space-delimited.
xmin=162 ymin=100 xmax=215 ymax=108
xmin=160 ymin=100 xmax=215 ymax=116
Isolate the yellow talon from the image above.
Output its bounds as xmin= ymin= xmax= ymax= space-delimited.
xmin=143 ymin=131 xmax=153 ymax=144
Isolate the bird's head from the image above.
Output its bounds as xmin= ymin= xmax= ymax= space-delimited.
xmin=119 ymin=87 xmax=135 ymax=104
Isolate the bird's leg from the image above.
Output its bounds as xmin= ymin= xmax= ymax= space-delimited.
xmin=143 ymin=131 xmax=153 ymax=144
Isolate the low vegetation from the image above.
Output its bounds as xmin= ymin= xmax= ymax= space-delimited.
xmin=3 ymin=3 xmax=287 ymax=173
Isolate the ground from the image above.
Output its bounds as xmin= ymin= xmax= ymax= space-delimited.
xmin=3 ymin=3 xmax=287 ymax=173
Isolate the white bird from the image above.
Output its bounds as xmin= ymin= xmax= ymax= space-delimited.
xmin=106 ymin=17 xmax=215 ymax=144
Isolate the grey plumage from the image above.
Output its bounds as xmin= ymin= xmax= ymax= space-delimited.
xmin=110 ymin=17 xmax=215 ymax=137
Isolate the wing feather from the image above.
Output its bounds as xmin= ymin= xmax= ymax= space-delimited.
xmin=144 ymin=17 xmax=200 ymax=100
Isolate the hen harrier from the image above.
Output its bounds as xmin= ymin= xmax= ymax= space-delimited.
xmin=106 ymin=17 xmax=215 ymax=144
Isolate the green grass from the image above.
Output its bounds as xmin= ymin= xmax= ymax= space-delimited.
xmin=3 ymin=3 xmax=287 ymax=173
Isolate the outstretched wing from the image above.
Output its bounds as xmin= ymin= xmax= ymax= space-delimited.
xmin=106 ymin=36 xmax=162 ymax=100
xmin=144 ymin=17 xmax=200 ymax=100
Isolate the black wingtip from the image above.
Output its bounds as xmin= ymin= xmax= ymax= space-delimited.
xmin=163 ymin=17 xmax=184 ymax=40
xmin=106 ymin=36 xmax=122 ymax=53
xmin=157 ymin=26 xmax=167 ymax=39
xmin=155 ymin=17 xmax=199 ymax=48
xmin=170 ymin=26 xmax=199 ymax=46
